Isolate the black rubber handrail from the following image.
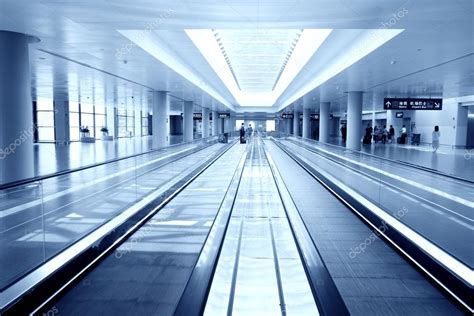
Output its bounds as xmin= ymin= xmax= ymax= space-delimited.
xmin=0 ymin=135 xmax=231 ymax=190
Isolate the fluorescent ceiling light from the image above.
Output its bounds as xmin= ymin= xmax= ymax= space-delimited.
xmin=118 ymin=29 xmax=234 ymax=111
xmin=278 ymin=29 xmax=404 ymax=110
xmin=186 ymin=29 xmax=332 ymax=107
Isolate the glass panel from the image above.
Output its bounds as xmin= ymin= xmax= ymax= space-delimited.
xmin=69 ymin=101 xmax=79 ymax=112
xmin=37 ymin=127 xmax=55 ymax=141
xmin=0 ymin=182 xmax=44 ymax=289
xmin=36 ymin=99 xmax=54 ymax=111
xmin=81 ymin=113 xmax=94 ymax=128
xmin=81 ymin=103 xmax=94 ymax=113
xmin=95 ymin=105 xmax=106 ymax=114
xmin=95 ymin=114 xmax=106 ymax=128
xmin=70 ymin=127 xmax=80 ymax=141
xmin=37 ymin=111 xmax=55 ymax=126
xmin=69 ymin=112 xmax=80 ymax=127
xmin=117 ymin=108 xmax=127 ymax=116
xmin=266 ymin=120 xmax=275 ymax=132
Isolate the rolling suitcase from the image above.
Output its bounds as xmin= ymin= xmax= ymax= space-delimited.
xmin=240 ymin=136 xmax=246 ymax=144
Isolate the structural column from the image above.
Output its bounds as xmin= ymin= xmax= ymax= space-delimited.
xmin=319 ymin=102 xmax=330 ymax=143
xmin=212 ymin=111 xmax=219 ymax=136
xmin=285 ymin=118 xmax=292 ymax=135
xmin=347 ymin=91 xmax=363 ymax=151
xmin=152 ymin=91 xmax=170 ymax=148
xmin=0 ymin=31 xmax=35 ymax=184
xmin=293 ymin=109 xmax=299 ymax=136
xmin=183 ymin=100 xmax=193 ymax=142
xmin=302 ymin=108 xmax=310 ymax=139
xmin=202 ymin=107 xmax=210 ymax=138
xmin=54 ymin=100 xmax=70 ymax=144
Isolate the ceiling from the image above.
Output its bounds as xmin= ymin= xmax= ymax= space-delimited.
xmin=0 ymin=0 xmax=472 ymax=115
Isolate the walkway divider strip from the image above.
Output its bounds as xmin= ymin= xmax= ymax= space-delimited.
xmin=174 ymin=142 xmax=249 ymax=316
xmin=263 ymin=141 xmax=349 ymax=316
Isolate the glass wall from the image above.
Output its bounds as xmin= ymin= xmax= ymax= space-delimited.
xmin=69 ymin=101 xmax=80 ymax=141
xmin=80 ymin=102 xmax=95 ymax=138
xmin=266 ymin=120 xmax=276 ymax=132
xmin=142 ymin=111 xmax=149 ymax=136
xmin=94 ymin=103 xmax=106 ymax=138
xmin=36 ymin=99 xmax=55 ymax=142
xmin=68 ymin=101 xmax=108 ymax=141
xmin=117 ymin=106 xmax=135 ymax=138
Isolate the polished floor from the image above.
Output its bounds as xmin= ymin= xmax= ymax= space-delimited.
xmin=326 ymin=136 xmax=474 ymax=181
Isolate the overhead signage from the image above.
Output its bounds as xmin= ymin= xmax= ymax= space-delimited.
xmin=193 ymin=113 xmax=202 ymax=120
xmin=281 ymin=113 xmax=294 ymax=119
xmin=384 ymin=98 xmax=442 ymax=110
xmin=396 ymin=111 xmax=404 ymax=118
xmin=298 ymin=113 xmax=321 ymax=119
xmin=218 ymin=113 xmax=230 ymax=119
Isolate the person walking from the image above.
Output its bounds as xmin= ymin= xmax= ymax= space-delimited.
xmin=432 ymin=125 xmax=441 ymax=152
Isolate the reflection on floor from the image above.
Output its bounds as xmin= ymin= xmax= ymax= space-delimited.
xmin=32 ymin=135 xmax=191 ymax=178
xmin=324 ymin=136 xmax=473 ymax=181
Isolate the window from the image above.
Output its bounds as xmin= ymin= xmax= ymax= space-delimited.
xmin=117 ymin=106 xmax=133 ymax=138
xmin=266 ymin=120 xmax=276 ymax=132
xmin=94 ymin=104 xmax=106 ymax=138
xmin=80 ymin=102 xmax=95 ymax=138
xmin=69 ymin=101 xmax=80 ymax=141
xmin=142 ymin=112 xmax=149 ymax=136
xmin=36 ymin=99 xmax=55 ymax=142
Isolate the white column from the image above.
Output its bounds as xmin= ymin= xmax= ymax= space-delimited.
xmin=183 ymin=101 xmax=193 ymax=142
xmin=347 ymin=91 xmax=363 ymax=151
xmin=152 ymin=91 xmax=169 ymax=148
xmin=0 ymin=31 xmax=35 ymax=184
xmin=319 ymin=102 xmax=330 ymax=143
xmin=302 ymin=108 xmax=310 ymax=139
xmin=202 ymin=107 xmax=210 ymax=138
xmin=293 ymin=109 xmax=299 ymax=136
xmin=54 ymin=100 xmax=70 ymax=144
xmin=106 ymin=104 xmax=115 ymax=138
xmin=212 ymin=111 xmax=219 ymax=136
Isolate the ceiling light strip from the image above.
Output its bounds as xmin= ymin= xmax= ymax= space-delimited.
xmin=272 ymin=30 xmax=303 ymax=91
xmin=213 ymin=30 xmax=242 ymax=91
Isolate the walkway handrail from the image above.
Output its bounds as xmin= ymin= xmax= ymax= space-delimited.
xmin=0 ymin=134 xmax=234 ymax=190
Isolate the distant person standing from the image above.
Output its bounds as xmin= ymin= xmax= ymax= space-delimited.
xmin=432 ymin=125 xmax=441 ymax=152
xmin=239 ymin=123 xmax=246 ymax=143
xmin=389 ymin=125 xmax=395 ymax=143
xmin=382 ymin=125 xmax=388 ymax=144
xmin=340 ymin=123 xmax=347 ymax=143
xmin=400 ymin=125 xmax=407 ymax=144
xmin=247 ymin=124 xmax=253 ymax=139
